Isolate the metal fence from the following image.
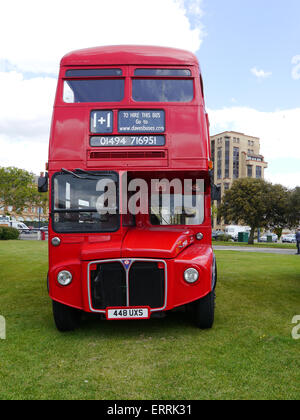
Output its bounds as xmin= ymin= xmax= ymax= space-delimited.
xmin=19 ymin=231 xmax=48 ymax=241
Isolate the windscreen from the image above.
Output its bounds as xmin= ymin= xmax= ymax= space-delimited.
xmin=150 ymin=193 xmax=204 ymax=226
xmin=148 ymin=178 xmax=205 ymax=226
xmin=52 ymin=172 xmax=119 ymax=233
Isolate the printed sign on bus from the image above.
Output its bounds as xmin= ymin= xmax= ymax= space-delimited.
xmin=91 ymin=111 xmax=113 ymax=133
xmin=118 ymin=110 xmax=165 ymax=133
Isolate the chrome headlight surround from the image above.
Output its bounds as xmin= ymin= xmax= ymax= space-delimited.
xmin=57 ymin=270 xmax=73 ymax=286
xmin=184 ymin=268 xmax=199 ymax=284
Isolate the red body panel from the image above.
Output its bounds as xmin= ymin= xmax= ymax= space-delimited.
xmin=121 ymin=228 xmax=194 ymax=259
xmin=47 ymin=46 xmax=213 ymax=315
xmin=61 ymin=45 xmax=200 ymax=67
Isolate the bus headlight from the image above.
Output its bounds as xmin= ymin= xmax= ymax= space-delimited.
xmin=57 ymin=270 xmax=73 ymax=286
xmin=184 ymin=268 xmax=199 ymax=284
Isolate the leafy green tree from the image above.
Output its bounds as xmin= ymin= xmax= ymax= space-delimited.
xmin=26 ymin=182 xmax=49 ymax=214
xmin=0 ymin=167 xmax=48 ymax=215
xmin=264 ymin=183 xmax=290 ymax=238
xmin=288 ymin=187 xmax=300 ymax=228
xmin=211 ymin=203 xmax=218 ymax=220
xmin=218 ymin=178 xmax=290 ymax=244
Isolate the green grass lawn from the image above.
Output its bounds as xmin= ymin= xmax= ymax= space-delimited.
xmin=0 ymin=241 xmax=299 ymax=400
xmin=212 ymin=240 xmax=296 ymax=249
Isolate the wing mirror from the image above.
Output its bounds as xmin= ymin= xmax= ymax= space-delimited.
xmin=38 ymin=172 xmax=49 ymax=193
xmin=209 ymin=170 xmax=221 ymax=201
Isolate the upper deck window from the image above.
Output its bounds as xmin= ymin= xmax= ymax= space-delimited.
xmin=134 ymin=69 xmax=191 ymax=77
xmin=63 ymin=79 xmax=124 ymax=103
xmin=132 ymin=79 xmax=194 ymax=103
xmin=65 ymin=68 xmax=122 ymax=77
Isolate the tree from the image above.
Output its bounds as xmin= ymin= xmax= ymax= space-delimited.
xmin=26 ymin=182 xmax=49 ymax=214
xmin=264 ymin=183 xmax=291 ymax=238
xmin=288 ymin=187 xmax=300 ymax=228
xmin=211 ymin=203 xmax=218 ymax=220
xmin=0 ymin=167 xmax=48 ymax=215
xmin=218 ymin=178 xmax=290 ymax=244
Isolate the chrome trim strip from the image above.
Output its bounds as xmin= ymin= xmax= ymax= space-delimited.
xmin=87 ymin=258 xmax=168 ymax=314
xmin=125 ymin=263 xmax=130 ymax=306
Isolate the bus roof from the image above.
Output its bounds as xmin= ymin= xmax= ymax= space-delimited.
xmin=61 ymin=45 xmax=199 ymax=68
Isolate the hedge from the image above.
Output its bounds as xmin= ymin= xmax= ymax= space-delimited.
xmin=0 ymin=226 xmax=20 ymax=240
xmin=215 ymin=234 xmax=233 ymax=242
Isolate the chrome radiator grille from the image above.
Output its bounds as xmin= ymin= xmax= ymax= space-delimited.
xmin=88 ymin=259 xmax=167 ymax=312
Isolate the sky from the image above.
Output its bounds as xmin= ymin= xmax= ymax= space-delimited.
xmin=0 ymin=0 xmax=299 ymax=188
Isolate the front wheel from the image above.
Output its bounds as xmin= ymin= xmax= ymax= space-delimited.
xmin=194 ymin=290 xmax=215 ymax=329
xmin=52 ymin=300 xmax=82 ymax=332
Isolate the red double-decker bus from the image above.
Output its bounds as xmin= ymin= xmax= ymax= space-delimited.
xmin=39 ymin=45 xmax=218 ymax=331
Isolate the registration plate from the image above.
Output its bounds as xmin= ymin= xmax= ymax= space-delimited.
xmin=106 ymin=307 xmax=150 ymax=320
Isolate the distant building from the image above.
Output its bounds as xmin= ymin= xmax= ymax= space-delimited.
xmin=0 ymin=204 xmax=48 ymax=226
xmin=210 ymin=131 xmax=268 ymax=229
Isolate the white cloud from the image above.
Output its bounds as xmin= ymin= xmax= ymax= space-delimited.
xmin=251 ymin=67 xmax=272 ymax=79
xmin=0 ymin=0 xmax=204 ymax=74
xmin=208 ymin=106 xmax=300 ymax=188
xmin=291 ymin=55 xmax=300 ymax=80
xmin=181 ymin=0 xmax=204 ymax=17
xmin=180 ymin=0 xmax=205 ymax=29
xmin=0 ymin=71 xmax=56 ymax=136
xmin=265 ymin=172 xmax=299 ymax=189
xmin=0 ymin=136 xmax=48 ymax=175
xmin=0 ymin=70 xmax=56 ymax=174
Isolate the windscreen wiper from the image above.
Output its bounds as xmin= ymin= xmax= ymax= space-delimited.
xmin=75 ymin=168 xmax=116 ymax=177
xmin=61 ymin=168 xmax=84 ymax=178
xmin=75 ymin=168 xmax=100 ymax=176
xmin=61 ymin=168 xmax=98 ymax=181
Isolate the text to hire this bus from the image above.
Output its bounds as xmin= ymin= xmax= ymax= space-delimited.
xmin=38 ymin=45 xmax=219 ymax=332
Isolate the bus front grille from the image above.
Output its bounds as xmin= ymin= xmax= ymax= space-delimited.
xmin=90 ymin=262 xmax=126 ymax=309
xmin=129 ymin=262 xmax=165 ymax=308
xmin=89 ymin=260 xmax=166 ymax=311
